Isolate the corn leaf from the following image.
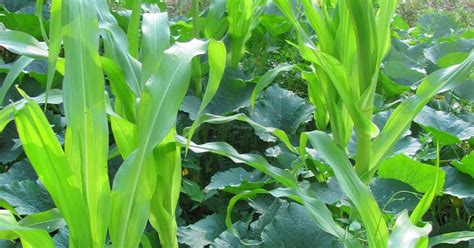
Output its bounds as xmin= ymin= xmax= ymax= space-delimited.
xmin=388 ymin=211 xmax=431 ymax=248
xmin=429 ymin=231 xmax=474 ymax=247
xmin=13 ymin=97 xmax=92 ymax=247
xmin=150 ymin=129 xmax=181 ymax=248
xmin=62 ymin=0 xmax=110 ymax=246
xmin=0 ymin=210 xmax=53 ymax=248
xmin=300 ymin=131 xmax=389 ymax=247
xmin=0 ymin=31 xmax=48 ymax=58
xmin=141 ymin=12 xmax=170 ymax=85
xmin=0 ymin=56 xmax=34 ymax=105
xmin=110 ymin=39 xmax=207 ymax=248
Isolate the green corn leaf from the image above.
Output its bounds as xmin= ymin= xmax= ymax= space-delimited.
xmin=410 ymin=151 xmax=442 ymax=224
xmin=150 ymin=129 xmax=181 ymax=248
xmin=0 ymin=210 xmax=53 ymax=248
xmin=226 ymin=189 xmax=268 ymax=237
xmin=95 ymin=1 xmax=142 ymax=96
xmin=13 ymin=96 xmax=92 ymax=247
xmin=18 ymin=209 xmax=65 ymax=234
xmin=186 ymin=39 xmax=226 ymax=147
xmin=62 ymin=0 xmax=110 ymax=246
xmin=110 ymin=39 xmax=207 ymax=248
xmin=0 ymin=90 xmax=62 ymax=133
xmin=250 ymin=63 xmax=294 ymax=108
xmin=429 ymin=231 xmax=474 ymax=247
xmin=0 ymin=30 xmax=48 ymax=58
xmin=0 ymin=56 xmax=34 ymax=105
xmin=204 ymin=0 xmax=228 ymax=39
xmin=141 ymin=12 xmax=170 ymax=85
xmin=44 ymin=0 xmax=62 ymax=106
xmin=127 ymin=0 xmax=142 ymax=58
xmin=300 ymin=131 xmax=389 ymax=247
xmin=367 ymin=52 xmax=474 ymax=181
xmin=186 ymin=113 xmax=296 ymax=153
xmin=227 ymin=0 xmax=266 ymax=68
xmin=101 ymin=57 xmax=136 ymax=123
xmin=388 ymin=211 xmax=431 ymax=248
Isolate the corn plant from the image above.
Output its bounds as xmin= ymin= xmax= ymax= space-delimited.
xmin=178 ymin=0 xmax=474 ymax=247
xmin=0 ymin=0 xmax=225 ymax=247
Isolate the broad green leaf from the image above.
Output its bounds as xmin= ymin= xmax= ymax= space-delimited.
xmin=382 ymin=61 xmax=425 ymax=86
xmin=452 ymin=152 xmax=474 ymax=178
xmin=300 ymin=131 xmax=389 ymax=248
xmin=261 ymin=202 xmax=343 ymax=248
xmin=0 ymin=160 xmax=36 ymax=184
xmin=429 ymin=231 xmax=474 ymax=247
xmin=442 ymin=167 xmax=474 ymax=199
xmin=206 ymin=167 xmax=268 ymax=193
xmin=424 ymin=39 xmax=473 ymax=67
xmin=110 ymin=39 xmax=207 ymax=248
xmin=177 ymin=213 xmax=226 ymax=248
xmin=388 ymin=211 xmax=431 ymax=248
xmin=0 ymin=210 xmax=54 ymax=248
xmin=250 ymin=85 xmax=314 ymax=139
xmin=250 ymin=63 xmax=295 ymax=107
xmin=370 ymin=178 xmax=419 ymax=214
xmin=62 ymin=0 xmax=110 ymax=245
xmin=368 ymin=53 xmax=474 ymax=180
xmin=0 ymin=180 xmax=54 ymax=215
xmin=0 ymin=30 xmax=48 ymax=58
xmin=378 ymin=154 xmax=445 ymax=194
xmin=414 ymin=106 xmax=474 ymax=145
xmin=19 ymin=208 xmax=65 ymax=233
xmin=13 ymin=97 xmax=91 ymax=247
xmin=0 ymin=56 xmax=34 ymax=105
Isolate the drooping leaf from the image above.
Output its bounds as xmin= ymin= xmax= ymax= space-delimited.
xmin=18 ymin=208 xmax=65 ymax=233
xmin=429 ymin=231 xmax=474 ymax=247
xmin=0 ymin=210 xmax=54 ymax=248
xmin=0 ymin=30 xmax=48 ymax=58
xmin=388 ymin=211 xmax=431 ymax=248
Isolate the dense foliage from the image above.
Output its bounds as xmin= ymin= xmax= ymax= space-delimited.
xmin=0 ymin=0 xmax=473 ymax=247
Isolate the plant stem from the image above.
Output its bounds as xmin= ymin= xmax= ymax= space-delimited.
xmin=192 ymin=0 xmax=202 ymax=97
xmin=355 ymin=129 xmax=371 ymax=177
xmin=127 ymin=0 xmax=142 ymax=58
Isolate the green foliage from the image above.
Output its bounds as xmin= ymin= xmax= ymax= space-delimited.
xmin=0 ymin=0 xmax=473 ymax=247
